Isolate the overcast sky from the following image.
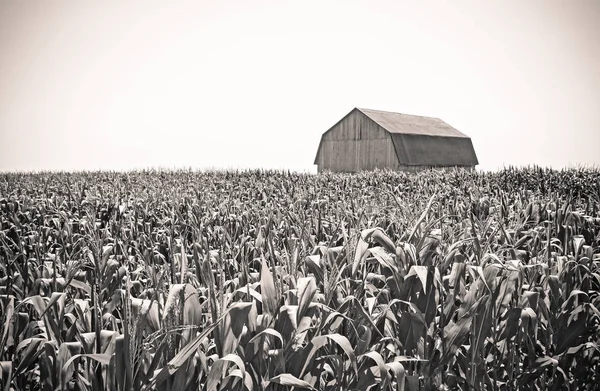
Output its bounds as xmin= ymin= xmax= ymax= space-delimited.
xmin=1 ymin=0 xmax=599 ymax=172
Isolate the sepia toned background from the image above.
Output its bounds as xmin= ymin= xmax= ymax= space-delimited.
xmin=1 ymin=0 xmax=598 ymax=172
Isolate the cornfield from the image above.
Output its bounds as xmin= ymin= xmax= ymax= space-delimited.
xmin=1 ymin=167 xmax=599 ymax=390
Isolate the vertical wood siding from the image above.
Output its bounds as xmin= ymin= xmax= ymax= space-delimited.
xmin=316 ymin=110 xmax=399 ymax=172
xmin=396 ymin=165 xmax=475 ymax=173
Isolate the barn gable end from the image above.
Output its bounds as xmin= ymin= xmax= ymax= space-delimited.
xmin=314 ymin=109 xmax=399 ymax=172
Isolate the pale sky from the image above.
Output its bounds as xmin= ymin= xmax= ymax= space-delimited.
xmin=1 ymin=0 xmax=599 ymax=172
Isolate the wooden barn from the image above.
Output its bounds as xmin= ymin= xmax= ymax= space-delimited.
xmin=314 ymin=108 xmax=479 ymax=172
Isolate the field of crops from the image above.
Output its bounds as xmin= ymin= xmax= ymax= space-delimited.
xmin=1 ymin=167 xmax=599 ymax=391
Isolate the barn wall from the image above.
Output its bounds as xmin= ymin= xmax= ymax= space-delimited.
xmin=397 ymin=165 xmax=475 ymax=173
xmin=316 ymin=110 xmax=399 ymax=172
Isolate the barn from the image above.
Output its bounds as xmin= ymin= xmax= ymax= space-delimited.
xmin=314 ymin=108 xmax=479 ymax=172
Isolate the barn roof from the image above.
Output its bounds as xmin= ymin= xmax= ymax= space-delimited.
xmin=314 ymin=108 xmax=479 ymax=167
xmin=356 ymin=108 xmax=469 ymax=138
